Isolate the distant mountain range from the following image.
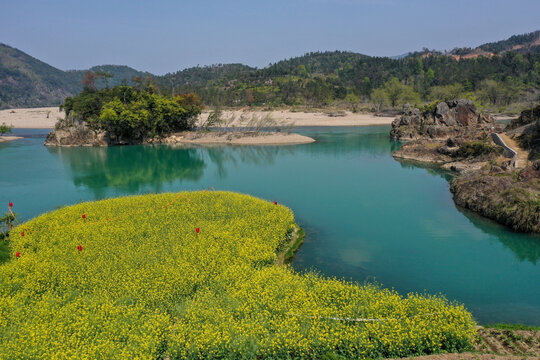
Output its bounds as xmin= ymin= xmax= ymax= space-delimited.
xmin=1 ymin=29 xmax=539 ymax=109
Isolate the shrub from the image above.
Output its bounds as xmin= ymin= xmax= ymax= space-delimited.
xmin=0 ymin=122 xmax=12 ymax=136
xmin=454 ymin=141 xmax=503 ymax=159
xmin=60 ymin=86 xmax=202 ymax=140
xmin=419 ymin=100 xmax=441 ymax=118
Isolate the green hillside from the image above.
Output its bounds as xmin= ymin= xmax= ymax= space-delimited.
xmin=0 ymin=43 xmax=79 ymax=108
xmin=67 ymin=65 xmax=151 ymax=89
xmin=0 ymin=45 xmax=149 ymax=109
xmin=449 ymin=30 xmax=540 ymax=57
xmin=160 ymin=49 xmax=540 ymax=110
xmin=479 ymin=30 xmax=540 ymax=54
xmin=1 ymin=29 xmax=540 ymax=110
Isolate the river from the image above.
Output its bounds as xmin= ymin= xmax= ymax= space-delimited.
xmin=1 ymin=126 xmax=539 ymax=325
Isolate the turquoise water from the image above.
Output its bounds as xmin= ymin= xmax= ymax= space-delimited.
xmin=2 ymin=127 xmax=539 ymax=325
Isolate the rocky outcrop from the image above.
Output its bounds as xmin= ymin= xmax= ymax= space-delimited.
xmin=392 ymin=139 xmax=454 ymax=164
xmin=393 ymin=135 xmax=502 ymax=171
xmin=391 ymin=101 xmax=540 ymax=234
xmin=392 ymin=101 xmax=504 ymax=167
xmin=450 ymin=167 xmax=540 ymax=233
xmin=512 ymin=106 xmax=540 ymax=161
xmin=390 ymin=100 xmax=496 ymax=141
xmin=507 ymin=105 xmax=540 ymax=130
xmin=45 ymin=124 xmax=110 ymax=146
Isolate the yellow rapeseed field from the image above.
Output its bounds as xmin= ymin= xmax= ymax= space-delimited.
xmin=0 ymin=191 xmax=475 ymax=359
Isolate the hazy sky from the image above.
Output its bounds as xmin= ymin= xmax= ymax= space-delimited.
xmin=1 ymin=0 xmax=539 ymax=75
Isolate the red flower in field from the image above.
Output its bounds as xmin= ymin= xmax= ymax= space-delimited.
xmin=196 ymin=228 xmax=200 ymax=233
xmin=77 ymin=245 xmax=83 ymax=252
xmin=82 ymin=214 xmax=86 ymax=219
xmin=21 ymin=232 xmax=24 ymax=237
xmin=9 ymin=202 xmax=13 ymax=207
xmin=273 ymin=201 xmax=277 ymax=205
xmin=15 ymin=252 xmax=20 ymax=258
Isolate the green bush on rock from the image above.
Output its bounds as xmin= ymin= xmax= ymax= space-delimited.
xmin=60 ymin=86 xmax=202 ymax=141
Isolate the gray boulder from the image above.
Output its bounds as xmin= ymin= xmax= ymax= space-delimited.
xmin=391 ymin=99 xmax=494 ymax=141
xmin=435 ymin=102 xmax=456 ymax=126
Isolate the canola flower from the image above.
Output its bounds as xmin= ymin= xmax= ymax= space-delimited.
xmin=0 ymin=191 xmax=476 ymax=359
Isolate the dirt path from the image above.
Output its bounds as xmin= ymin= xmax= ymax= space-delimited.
xmin=498 ymin=133 xmax=530 ymax=168
xmin=389 ymin=328 xmax=540 ymax=360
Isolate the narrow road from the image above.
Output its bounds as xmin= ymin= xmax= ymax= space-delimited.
xmin=498 ymin=133 xmax=530 ymax=168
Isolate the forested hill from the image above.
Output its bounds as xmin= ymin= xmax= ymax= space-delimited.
xmin=479 ymin=30 xmax=540 ymax=54
xmin=1 ymin=29 xmax=540 ymax=109
xmin=0 ymin=44 xmax=149 ymax=108
xmin=164 ymin=64 xmax=254 ymax=86
xmin=68 ymin=65 xmax=151 ymax=89
xmin=161 ymin=49 xmax=540 ymax=109
xmin=0 ymin=43 xmax=79 ymax=108
xmin=448 ymin=30 xmax=540 ymax=59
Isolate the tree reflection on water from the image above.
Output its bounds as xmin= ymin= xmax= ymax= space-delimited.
xmin=47 ymin=145 xmax=207 ymax=196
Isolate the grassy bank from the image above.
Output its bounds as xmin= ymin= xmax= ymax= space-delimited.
xmin=485 ymin=324 xmax=540 ymax=331
xmin=0 ymin=191 xmax=475 ymax=359
xmin=0 ymin=237 xmax=8 ymax=264
xmin=277 ymin=226 xmax=306 ymax=265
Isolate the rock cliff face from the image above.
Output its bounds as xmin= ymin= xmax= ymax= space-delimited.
xmin=390 ymin=100 xmax=495 ymax=141
xmin=45 ymin=124 xmax=110 ymax=146
xmin=507 ymin=104 xmax=540 ymax=130
xmin=513 ymin=105 xmax=540 ymax=161
xmin=450 ymin=163 xmax=540 ymax=233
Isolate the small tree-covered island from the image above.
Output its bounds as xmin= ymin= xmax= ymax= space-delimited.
xmin=45 ymin=83 xmax=315 ymax=146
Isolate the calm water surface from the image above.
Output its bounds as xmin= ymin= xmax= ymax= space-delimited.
xmin=2 ymin=127 xmax=539 ymax=325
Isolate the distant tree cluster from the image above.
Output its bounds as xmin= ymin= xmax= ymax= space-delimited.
xmin=61 ymin=79 xmax=202 ymax=140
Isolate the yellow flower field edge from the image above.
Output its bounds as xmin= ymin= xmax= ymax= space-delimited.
xmin=0 ymin=191 xmax=476 ymax=359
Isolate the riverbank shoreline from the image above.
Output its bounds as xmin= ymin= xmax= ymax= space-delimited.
xmin=276 ymin=225 xmax=306 ymax=265
xmin=0 ymin=106 xmax=521 ymax=130
xmin=0 ymin=136 xmax=23 ymax=143
xmin=150 ymin=131 xmax=316 ymax=146
xmin=1 ymin=107 xmax=396 ymax=129
xmin=44 ymin=127 xmax=316 ymax=146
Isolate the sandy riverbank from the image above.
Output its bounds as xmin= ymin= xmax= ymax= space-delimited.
xmin=199 ymin=109 xmax=395 ymax=127
xmin=0 ymin=107 xmax=62 ymax=128
xmin=0 ymin=136 xmax=23 ymax=143
xmin=1 ymin=107 xmax=395 ymax=129
xmin=153 ymin=131 xmax=315 ymax=146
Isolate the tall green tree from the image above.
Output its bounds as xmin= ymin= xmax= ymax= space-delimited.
xmin=371 ymin=88 xmax=388 ymax=111
xmin=380 ymin=78 xmax=420 ymax=108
